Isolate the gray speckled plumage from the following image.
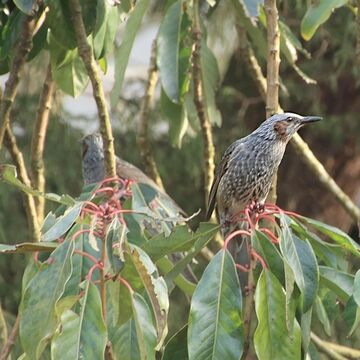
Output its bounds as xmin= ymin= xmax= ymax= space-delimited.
xmin=207 ymin=112 xmax=322 ymax=234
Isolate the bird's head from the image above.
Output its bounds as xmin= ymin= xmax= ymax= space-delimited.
xmin=81 ymin=133 xmax=104 ymax=160
xmin=256 ymin=112 xmax=322 ymax=142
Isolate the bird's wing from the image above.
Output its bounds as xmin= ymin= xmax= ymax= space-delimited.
xmin=206 ymin=140 xmax=243 ymax=220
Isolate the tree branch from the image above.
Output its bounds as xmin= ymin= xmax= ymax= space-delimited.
xmin=264 ymin=0 xmax=281 ymax=206
xmin=192 ymin=0 xmax=216 ymax=201
xmin=30 ymin=61 xmax=54 ymax=224
xmin=69 ymin=0 xmax=116 ymax=178
xmin=0 ymin=314 xmax=20 ymax=360
xmin=237 ymin=27 xmax=360 ymax=223
xmin=0 ymin=9 xmax=38 ymax=149
xmin=138 ymin=40 xmax=164 ymax=190
xmin=310 ymin=332 xmax=348 ymax=360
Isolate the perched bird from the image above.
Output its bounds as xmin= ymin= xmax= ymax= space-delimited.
xmin=207 ymin=112 xmax=322 ymax=237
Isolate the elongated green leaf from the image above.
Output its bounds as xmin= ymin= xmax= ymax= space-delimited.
xmin=188 ymin=249 xmax=243 ymax=360
xmin=298 ymin=215 xmax=360 ymax=257
xmin=0 ymin=305 xmax=8 ymax=351
xmin=74 ymin=280 xmax=107 ymax=359
xmin=0 ymin=165 xmax=75 ymax=205
xmin=252 ymin=230 xmax=284 ymax=284
xmin=314 ymin=296 xmax=331 ymax=336
xmin=254 ymin=271 xmax=301 ymax=360
xmin=319 ymin=266 xmax=354 ymax=301
xmin=106 ymin=217 xmax=126 ymax=273
xmin=279 ymin=215 xmax=318 ymax=312
xmin=110 ymin=0 xmax=149 ymax=107
xmin=354 ymin=270 xmax=360 ymax=307
xmin=42 ymin=202 xmax=83 ymax=242
xmin=51 ymin=310 xmax=80 ymax=360
xmin=162 ymin=325 xmax=188 ymax=360
xmin=143 ymin=223 xmax=219 ymax=261
xmin=283 ymin=261 xmax=296 ymax=331
xmin=132 ymin=293 xmax=157 ymax=360
xmin=343 ymin=296 xmax=360 ymax=336
xmin=301 ymin=308 xmax=312 ymax=353
xmin=20 ymin=240 xmax=74 ymax=359
xmin=127 ymin=245 xmax=169 ymax=348
xmin=0 ymin=242 xmax=57 ymax=253
xmin=301 ymin=0 xmax=348 ymax=41
xmin=157 ymin=0 xmax=191 ymax=103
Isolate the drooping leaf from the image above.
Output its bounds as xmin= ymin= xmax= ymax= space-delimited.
xmin=343 ymin=296 xmax=360 ymax=336
xmin=106 ymin=217 xmax=126 ymax=273
xmin=301 ymin=0 xmax=348 ymax=41
xmin=301 ymin=308 xmax=312 ymax=353
xmin=319 ymin=266 xmax=354 ymax=302
xmin=298 ymin=215 xmax=360 ymax=258
xmin=279 ymin=214 xmax=319 ymax=312
xmin=354 ymin=270 xmax=360 ymax=307
xmin=0 ymin=165 xmax=75 ymax=205
xmin=314 ymin=296 xmax=331 ymax=336
xmin=110 ymin=0 xmax=149 ymax=107
xmin=254 ymin=271 xmax=301 ymax=360
xmin=157 ymin=0 xmax=191 ymax=103
xmin=20 ymin=240 xmax=74 ymax=359
xmin=42 ymin=202 xmax=83 ymax=242
xmin=162 ymin=325 xmax=188 ymax=360
xmin=0 ymin=242 xmax=57 ymax=254
xmin=188 ymin=249 xmax=243 ymax=360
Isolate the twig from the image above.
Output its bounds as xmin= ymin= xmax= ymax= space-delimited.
xmin=192 ymin=0 xmax=216 ymax=201
xmin=356 ymin=0 xmax=360 ymax=66
xmin=30 ymin=61 xmax=54 ymax=224
xmin=310 ymin=332 xmax=348 ymax=360
xmin=264 ymin=0 xmax=281 ymax=206
xmin=4 ymin=126 xmax=41 ymax=242
xmin=310 ymin=332 xmax=360 ymax=359
xmin=237 ymin=26 xmax=360 ymax=223
xmin=0 ymin=314 xmax=20 ymax=360
xmin=0 ymin=8 xmax=38 ymax=149
xmin=69 ymin=0 xmax=116 ymax=178
xmin=138 ymin=40 xmax=164 ymax=190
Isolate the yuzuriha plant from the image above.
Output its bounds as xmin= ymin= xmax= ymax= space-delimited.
xmin=0 ymin=164 xmax=360 ymax=360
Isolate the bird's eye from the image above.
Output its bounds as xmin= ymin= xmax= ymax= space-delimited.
xmin=286 ymin=117 xmax=293 ymax=122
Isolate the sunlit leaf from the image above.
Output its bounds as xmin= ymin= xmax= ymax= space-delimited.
xmin=110 ymin=0 xmax=149 ymax=107
xmin=254 ymin=271 xmax=301 ymax=360
xmin=301 ymin=0 xmax=348 ymax=41
xmin=188 ymin=249 xmax=243 ymax=360
xmin=0 ymin=242 xmax=57 ymax=254
xmin=20 ymin=240 xmax=74 ymax=359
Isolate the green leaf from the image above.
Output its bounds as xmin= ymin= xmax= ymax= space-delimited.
xmin=353 ymin=270 xmax=360 ymax=307
xmin=319 ymin=266 xmax=354 ymax=302
xmin=283 ymin=261 xmax=296 ymax=331
xmin=0 ymin=242 xmax=57 ymax=254
xmin=240 ymin=0 xmax=264 ymax=18
xmin=45 ymin=0 xmax=97 ymax=49
xmin=199 ymin=41 xmax=222 ymax=126
xmin=143 ymin=223 xmax=219 ymax=261
xmin=254 ymin=271 xmax=301 ymax=360
xmin=162 ymin=325 xmax=188 ymax=360
xmin=301 ymin=308 xmax=312 ymax=353
xmin=0 ymin=305 xmax=8 ymax=351
xmin=50 ymin=38 xmax=89 ymax=97
xmin=132 ymin=293 xmax=157 ymax=360
xmin=0 ymin=164 xmax=75 ymax=205
xmin=157 ymin=0 xmax=191 ymax=103
xmin=314 ymin=296 xmax=331 ymax=336
xmin=126 ymin=245 xmax=169 ymax=348
xmin=74 ymin=280 xmax=107 ymax=359
xmin=252 ymin=230 xmax=284 ymax=284
xmin=42 ymin=202 xmax=83 ymax=242
xmin=160 ymin=88 xmax=188 ymax=148
xmin=13 ymin=0 xmax=35 ymax=14
xmin=110 ymin=0 xmax=149 ymax=107
xmin=51 ymin=310 xmax=80 ymax=360
xmin=279 ymin=214 xmax=319 ymax=312
xmin=188 ymin=249 xmax=243 ymax=360
xmin=298 ymin=215 xmax=360 ymax=258
xmin=343 ymin=296 xmax=360 ymax=336
xmin=20 ymin=240 xmax=74 ymax=359
xmin=106 ymin=217 xmax=126 ymax=273
xmin=301 ymin=0 xmax=348 ymax=41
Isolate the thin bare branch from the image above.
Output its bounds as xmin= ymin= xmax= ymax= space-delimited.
xmin=310 ymin=332 xmax=348 ymax=360
xmin=4 ymin=126 xmax=41 ymax=242
xmin=192 ymin=0 xmax=216 ymax=201
xmin=69 ymin=0 xmax=116 ymax=178
xmin=138 ymin=40 xmax=164 ymax=190
xmin=0 ymin=10 xmax=38 ymax=149
xmin=0 ymin=314 xmax=20 ymax=360
xmin=31 ymin=61 xmax=54 ymax=224
xmin=238 ymin=27 xmax=360 ymax=223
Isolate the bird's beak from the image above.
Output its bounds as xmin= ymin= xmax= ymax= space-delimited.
xmin=301 ymin=116 xmax=322 ymax=124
